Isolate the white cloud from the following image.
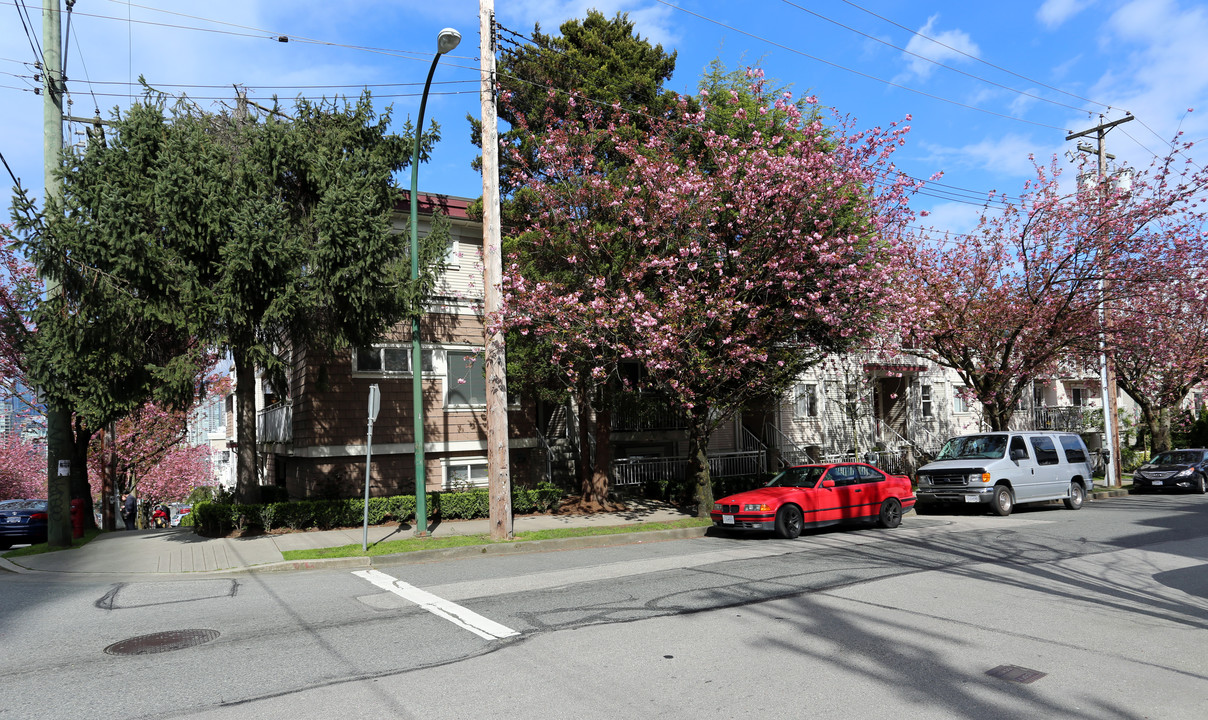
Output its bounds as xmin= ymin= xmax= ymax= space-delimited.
xmin=1037 ymin=0 xmax=1098 ymax=29
xmin=921 ymin=134 xmax=1063 ymax=178
xmin=1083 ymin=0 xmax=1208 ymax=167
xmin=900 ymin=15 xmax=979 ymax=80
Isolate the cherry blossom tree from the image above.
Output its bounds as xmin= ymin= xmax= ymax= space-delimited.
xmin=88 ymin=401 xmax=214 ymax=506
xmin=505 ymin=73 xmax=922 ymax=514
xmin=907 ymin=149 xmax=1208 ymax=431
xmin=0 ymin=434 xmax=44 ymax=499
xmin=1112 ymin=276 xmax=1208 ymax=452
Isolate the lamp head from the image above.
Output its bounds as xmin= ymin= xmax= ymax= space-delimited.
xmin=437 ymin=28 xmax=461 ymax=55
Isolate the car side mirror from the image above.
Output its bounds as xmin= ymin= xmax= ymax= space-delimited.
xmin=1011 ymin=448 xmax=1027 ymax=461
xmin=820 ymin=479 xmax=835 ymax=488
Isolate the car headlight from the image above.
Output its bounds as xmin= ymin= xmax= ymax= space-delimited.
xmin=744 ymin=504 xmax=771 ymax=512
xmin=970 ymin=471 xmax=991 ymax=483
xmin=1176 ymin=467 xmax=1194 ymax=477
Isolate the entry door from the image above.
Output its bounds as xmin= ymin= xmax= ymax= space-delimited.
xmin=876 ymin=377 xmax=908 ymax=441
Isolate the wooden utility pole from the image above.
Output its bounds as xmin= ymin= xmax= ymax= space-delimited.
xmin=1066 ymin=114 xmax=1132 ymax=488
xmin=42 ymin=0 xmax=73 ymax=546
xmin=480 ymin=0 xmax=512 ymax=540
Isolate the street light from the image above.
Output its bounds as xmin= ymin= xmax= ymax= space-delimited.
xmin=410 ymin=27 xmax=460 ymax=537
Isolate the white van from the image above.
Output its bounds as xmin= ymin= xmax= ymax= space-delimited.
xmin=914 ymin=431 xmax=1094 ymax=516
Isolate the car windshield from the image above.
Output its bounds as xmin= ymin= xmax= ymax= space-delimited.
xmin=936 ymin=435 xmax=1008 ymax=460
xmin=766 ymin=466 xmax=826 ymax=488
xmin=1151 ymin=450 xmax=1206 ymax=466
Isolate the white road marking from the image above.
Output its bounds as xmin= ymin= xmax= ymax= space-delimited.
xmin=352 ymin=569 xmax=520 ymax=640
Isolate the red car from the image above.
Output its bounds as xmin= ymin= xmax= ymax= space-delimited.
xmin=711 ymin=463 xmax=916 ymax=539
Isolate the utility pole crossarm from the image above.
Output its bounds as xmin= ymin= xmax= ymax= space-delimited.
xmin=1065 ymin=114 xmax=1133 ymax=142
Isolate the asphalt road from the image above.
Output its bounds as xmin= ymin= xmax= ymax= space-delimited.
xmin=2 ymin=492 xmax=1206 ymax=719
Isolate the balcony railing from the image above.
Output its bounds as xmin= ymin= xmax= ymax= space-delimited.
xmin=1033 ymin=406 xmax=1101 ymax=433
xmin=257 ymin=401 xmax=293 ymax=444
xmin=611 ymin=450 xmax=766 ymax=486
xmin=611 ymin=393 xmax=686 ymax=432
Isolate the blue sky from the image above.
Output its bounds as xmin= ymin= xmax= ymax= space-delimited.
xmin=2 ymin=0 xmax=1205 ymax=237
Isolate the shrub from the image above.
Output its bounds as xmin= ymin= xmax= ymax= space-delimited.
xmin=188 ymin=486 xmax=568 ymax=537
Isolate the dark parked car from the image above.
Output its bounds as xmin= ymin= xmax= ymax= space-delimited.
xmin=0 ymin=499 xmax=49 ymax=549
xmin=1132 ymin=449 xmax=1208 ymax=494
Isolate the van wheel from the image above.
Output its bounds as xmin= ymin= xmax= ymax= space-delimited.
xmin=991 ymin=485 xmax=1014 ymax=516
xmin=877 ymin=498 xmax=903 ymax=528
xmin=1064 ymin=482 xmax=1085 ymax=510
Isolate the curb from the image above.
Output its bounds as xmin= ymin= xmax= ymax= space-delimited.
xmin=1091 ymin=489 xmax=1130 ymax=499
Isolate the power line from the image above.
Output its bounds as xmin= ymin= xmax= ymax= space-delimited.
xmin=832 ymin=0 xmax=1114 ymax=112
xmin=12 ymin=0 xmax=43 ymax=66
xmin=776 ymin=0 xmax=1088 ymax=114
xmin=651 ymin=0 xmax=1071 ymax=133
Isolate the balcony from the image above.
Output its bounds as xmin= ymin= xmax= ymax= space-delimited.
xmin=611 ymin=392 xmax=686 ymax=432
xmin=257 ymin=401 xmax=293 ymax=444
xmin=1033 ymin=406 xmax=1101 ymax=433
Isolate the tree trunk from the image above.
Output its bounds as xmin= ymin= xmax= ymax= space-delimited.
xmin=1154 ymin=406 xmax=1172 ymax=453
xmin=687 ymin=409 xmax=713 ymax=518
xmin=587 ymin=404 xmax=612 ymax=507
xmin=233 ymin=347 xmax=259 ymax=503
xmin=575 ymin=388 xmax=592 ymax=493
xmin=69 ymin=418 xmax=96 ymax=530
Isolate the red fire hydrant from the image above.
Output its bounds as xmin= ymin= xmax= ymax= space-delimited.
xmin=69 ymin=499 xmax=85 ymax=539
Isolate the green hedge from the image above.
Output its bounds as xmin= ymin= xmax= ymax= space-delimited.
xmin=191 ymin=485 xmax=562 ymax=537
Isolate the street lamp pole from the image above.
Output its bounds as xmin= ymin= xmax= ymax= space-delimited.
xmin=410 ymin=27 xmax=460 ymax=537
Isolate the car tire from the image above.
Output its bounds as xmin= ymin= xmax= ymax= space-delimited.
xmin=1063 ymin=482 xmax=1085 ymax=510
xmin=991 ymin=485 xmax=1014 ymax=517
xmin=877 ymin=498 xmax=903 ymax=529
xmin=774 ymin=504 xmax=803 ymax=539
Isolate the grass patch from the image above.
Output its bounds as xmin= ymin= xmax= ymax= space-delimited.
xmin=2 ymin=527 xmax=102 ymax=559
xmin=281 ymin=517 xmax=712 ymax=561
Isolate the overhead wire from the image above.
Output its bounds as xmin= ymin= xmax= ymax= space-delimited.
xmin=650 ymin=0 xmax=1071 ymax=133
xmin=776 ymin=0 xmax=1088 ymax=114
xmin=12 ymin=0 xmax=43 ymax=67
xmin=832 ymin=0 xmax=1114 ymax=112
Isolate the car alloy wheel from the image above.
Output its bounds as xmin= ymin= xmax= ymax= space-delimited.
xmin=877 ymin=498 xmax=902 ymax=528
xmin=775 ymin=505 xmax=803 ymax=539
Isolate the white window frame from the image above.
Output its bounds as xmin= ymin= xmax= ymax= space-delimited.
xmin=445 ymin=348 xmax=487 ymax=410
xmin=795 ymin=383 xmax=819 ymax=418
xmin=443 ymin=457 xmax=488 ymax=489
xmin=352 ymin=344 xmax=441 ymax=378
xmin=953 ymin=388 xmax=970 ymax=414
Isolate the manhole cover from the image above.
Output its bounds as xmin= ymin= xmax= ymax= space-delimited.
xmin=104 ymin=629 xmax=220 ymax=656
xmin=986 ymin=664 xmax=1047 ymax=684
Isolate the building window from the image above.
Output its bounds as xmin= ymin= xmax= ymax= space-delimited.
xmin=445 ymin=458 xmax=488 ymax=489
xmin=920 ymin=384 xmax=933 ymax=418
xmin=354 ymin=346 xmax=435 ymax=375
xmin=444 ymin=236 xmax=461 ymax=270
xmin=796 ymin=383 xmax=818 ymax=418
xmin=953 ymin=389 xmax=969 ymax=414
xmin=1071 ymin=387 xmax=1087 ymax=407
xmin=447 ymin=350 xmax=487 ymax=407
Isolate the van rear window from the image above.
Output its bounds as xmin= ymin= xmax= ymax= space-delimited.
xmin=1060 ymin=436 xmax=1087 ymax=464
xmin=1030 ymin=436 xmax=1060 ymax=466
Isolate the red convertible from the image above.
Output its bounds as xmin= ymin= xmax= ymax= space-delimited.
xmin=711 ymin=463 xmax=916 ymax=539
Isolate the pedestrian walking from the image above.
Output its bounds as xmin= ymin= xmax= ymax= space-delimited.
xmin=121 ymin=491 xmax=137 ymax=531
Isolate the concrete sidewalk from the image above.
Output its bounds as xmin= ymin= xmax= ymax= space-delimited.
xmin=0 ymin=500 xmax=701 ymax=576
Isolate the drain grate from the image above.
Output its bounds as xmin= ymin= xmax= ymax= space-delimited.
xmin=104 ymin=629 xmax=220 ymax=656
xmin=986 ymin=664 xmax=1047 ymax=684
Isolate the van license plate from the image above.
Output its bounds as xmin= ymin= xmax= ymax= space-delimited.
xmin=963 ymin=496 xmax=979 ymax=503
xmin=722 ymin=515 xmax=735 ymax=524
